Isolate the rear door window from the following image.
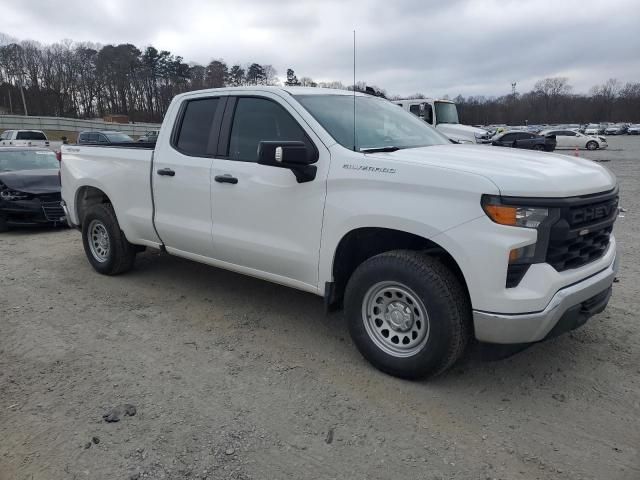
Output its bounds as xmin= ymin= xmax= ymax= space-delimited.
xmin=174 ymin=97 xmax=220 ymax=156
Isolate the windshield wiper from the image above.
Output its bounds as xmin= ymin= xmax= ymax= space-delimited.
xmin=360 ymin=146 xmax=400 ymax=153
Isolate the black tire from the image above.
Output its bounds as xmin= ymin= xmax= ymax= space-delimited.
xmin=81 ymin=203 xmax=136 ymax=275
xmin=344 ymin=250 xmax=471 ymax=379
xmin=0 ymin=215 xmax=8 ymax=233
xmin=533 ymin=144 xmax=545 ymax=151
xmin=586 ymin=141 xmax=598 ymax=150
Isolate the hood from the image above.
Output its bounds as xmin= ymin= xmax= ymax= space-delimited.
xmin=436 ymin=123 xmax=488 ymax=141
xmin=369 ymin=145 xmax=616 ymax=197
xmin=0 ymin=169 xmax=61 ymax=194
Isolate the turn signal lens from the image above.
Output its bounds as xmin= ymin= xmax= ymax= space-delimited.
xmin=484 ymin=204 xmax=517 ymax=226
xmin=482 ymin=195 xmax=549 ymax=229
xmin=509 ymin=244 xmax=537 ymax=263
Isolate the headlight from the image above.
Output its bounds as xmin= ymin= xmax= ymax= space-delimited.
xmin=482 ymin=195 xmax=557 ymax=287
xmin=481 ymin=195 xmax=549 ymax=228
xmin=0 ymin=187 xmax=30 ymax=201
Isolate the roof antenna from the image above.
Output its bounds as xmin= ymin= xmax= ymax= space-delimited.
xmin=353 ymin=29 xmax=356 ymax=152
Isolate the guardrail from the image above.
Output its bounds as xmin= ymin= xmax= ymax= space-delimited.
xmin=0 ymin=115 xmax=161 ymax=136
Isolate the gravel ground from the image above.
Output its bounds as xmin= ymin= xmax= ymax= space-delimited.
xmin=1 ymin=136 xmax=639 ymax=480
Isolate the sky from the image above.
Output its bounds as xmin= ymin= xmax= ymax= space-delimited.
xmin=3 ymin=0 xmax=640 ymax=98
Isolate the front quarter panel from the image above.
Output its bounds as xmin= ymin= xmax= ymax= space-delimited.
xmin=318 ymin=145 xmax=501 ymax=292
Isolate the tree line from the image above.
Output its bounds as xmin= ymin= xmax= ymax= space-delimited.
xmin=0 ymin=38 xmax=282 ymax=122
xmin=1 ymin=35 xmax=638 ymax=125
xmin=444 ymin=78 xmax=640 ymax=125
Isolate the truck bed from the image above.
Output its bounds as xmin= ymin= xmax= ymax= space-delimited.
xmin=61 ymin=143 xmax=159 ymax=246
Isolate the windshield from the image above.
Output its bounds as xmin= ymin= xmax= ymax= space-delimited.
xmin=434 ymin=102 xmax=459 ymax=125
xmin=295 ymin=94 xmax=450 ymax=151
xmin=0 ymin=150 xmax=59 ymax=172
xmin=104 ymin=132 xmax=134 ymax=142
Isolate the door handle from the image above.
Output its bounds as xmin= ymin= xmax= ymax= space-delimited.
xmin=215 ymin=174 xmax=238 ymax=184
xmin=157 ymin=168 xmax=175 ymax=177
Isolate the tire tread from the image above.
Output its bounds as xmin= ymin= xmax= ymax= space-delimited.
xmin=344 ymin=250 xmax=471 ymax=379
xmin=83 ymin=203 xmax=135 ymax=275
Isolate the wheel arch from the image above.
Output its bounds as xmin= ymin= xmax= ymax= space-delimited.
xmin=74 ymin=185 xmax=113 ymax=227
xmin=327 ymin=227 xmax=470 ymax=311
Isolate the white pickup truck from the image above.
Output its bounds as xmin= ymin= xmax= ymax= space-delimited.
xmin=60 ymin=86 xmax=619 ymax=379
xmin=0 ymin=129 xmax=50 ymax=148
xmin=395 ymin=98 xmax=491 ymax=144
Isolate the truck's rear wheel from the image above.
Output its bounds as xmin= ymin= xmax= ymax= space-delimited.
xmin=82 ymin=203 xmax=136 ymax=275
xmin=344 ymin=250 xmax=471 ymax=379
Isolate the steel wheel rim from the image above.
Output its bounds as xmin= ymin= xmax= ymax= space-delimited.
xmin=88 ymin=219 xmax=110 ymax=263
xmin=362 ymin=281 xmax=430 ymax=358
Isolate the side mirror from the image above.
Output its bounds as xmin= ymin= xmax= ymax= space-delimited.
xmin=257 ymin=141 xmax=318 ymax=183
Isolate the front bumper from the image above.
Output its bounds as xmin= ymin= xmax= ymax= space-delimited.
xmin=0 ymin=196 xmax=65 ymax=227
xmin=473 ymin=253 xmax=618 ymax=344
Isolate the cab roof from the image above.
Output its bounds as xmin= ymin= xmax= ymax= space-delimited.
xmin=175 ymin=86 xmax=369 ymax=99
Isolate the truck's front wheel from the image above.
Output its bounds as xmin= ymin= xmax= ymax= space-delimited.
xmin=344 ymin=251 xmax=471 ymax=379
xmin=82 ymin=203 xmax=136 ymax=275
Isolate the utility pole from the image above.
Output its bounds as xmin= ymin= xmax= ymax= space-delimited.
xmin=18 ymin=74 xmax=28 ymax=116
xmin=510 ymin=82 xmax=517 ymax=125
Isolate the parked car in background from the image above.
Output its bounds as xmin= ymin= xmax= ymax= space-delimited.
xmin=604 ymin=124 xmax=627 ymax=135
xmin=491 ymin=131 xmax=556 ymax=151
xmin=77 ymin=131 xmax=134 ymax=145
xmin=627 ymin=124 xmax=640 ymax=135
xmin=584 ymin=124 xmax=602 ymax=136
xmin=137 ymin=130 xmax=159 ymax=143
xmin=0 ymin=147 xmax=64 ymax=232
xmin=0 ymin=130 xmax=50 ymax=148
xmin=539 ymin=129 xmax=607 ymax=150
